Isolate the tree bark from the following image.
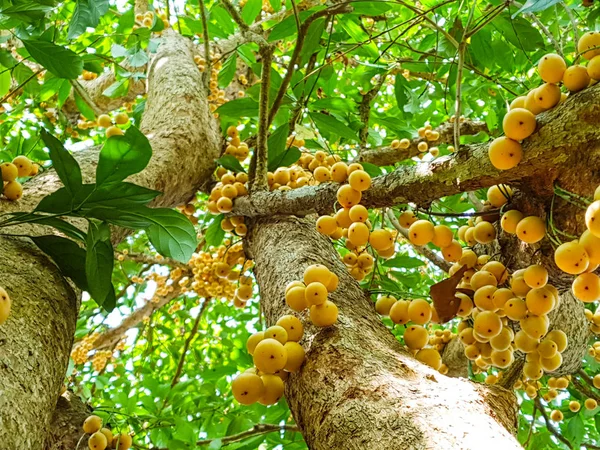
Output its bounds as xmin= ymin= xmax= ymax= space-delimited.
xmin=246 ymin=215 xmax=520 ymax=450
xmin=46 ymin=391 xmax=91 ymax=450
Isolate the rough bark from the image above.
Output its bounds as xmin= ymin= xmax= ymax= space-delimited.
xmin=246 ymin=215 xmax=520 ymax=450
xmin=46 ymin=391 xmax=91 ymax=450
xmin=442 ymin=336 xmax=469 ymax=378
xmin=233 ymin=83 xmax=600 ymax=217
xmin=0 ymin=30 xmax=221 ymax=450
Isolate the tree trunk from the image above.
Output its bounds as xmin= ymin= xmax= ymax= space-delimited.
xmin=246 ymin=215 xmax=521 ymax=450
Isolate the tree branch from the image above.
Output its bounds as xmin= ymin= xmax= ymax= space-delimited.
xmin=526 ymin=12 xmax=563 ymax=57
xmin=561 ymin=2 xmax=580 ymax=44
xmin=200 ymin=0 xmax=211 ymax=90
xmin=534 ymin=397 xmax=573 ymax=449
xmin=252 ymin=45 xmax=274 ymax=192
xmin=359 ymin=74 xmax=387 ymax=146
xmin=572 ymin=375 xmax=600 ymax=404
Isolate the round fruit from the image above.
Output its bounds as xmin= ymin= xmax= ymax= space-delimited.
xmin=331 ymin=162 xmax=349 ymax=183
xmin=247 ymin=331 xmax=265 ymax=354
xmin=432 ymin=225 xmax=453 ymax=248
xmin=550 ymin=410 xmax=563 ymax=422
xmin=534 ymin=83 xmax=561 ymax=109
xmin=264 ymin=325 xmax=288 ymax=344
xmin=253 ymin=338 xmax=287 ymax=374
xmin=336 ymin=185 xmax=362 ymax=208
xmin=473 ymin=221 xmax=496 ymax=244
xmin=492 ymin=288 xmax=514 ymax=309
xmin=112 ymin=434 xmax=132 ymax=450
xmin=578 ymin=31 xmax=600 ymax=60
xmin=283 ymin=341 xmax=305 ymax=372
xmin=487 ymin=184 xmax=512 ymax=207
xmin=88 ymin=431 xmax=108 ymax=450
xmin=521 ymin=314 xmax=549 ymax=340
xmin=259 ymin=374 xmax=285 ymax=406
xmin=525 ymin=89 xmax=545 ymax=115
xmin=580 ymin=230 xmax=600 ymax=265
xmin=526 ymin=287 xmax=555 ymax=316
xmin=99 ymin=428 xmax=113 ymax=445
xmin=115 ymin=112 xmax=129 ymax=125
xmin=304 ymin=264 xmax=331 ymax=285
xmin=456 ymin=293 xmax=474 ymax=318
xmin=570 ymin=401 xmax=581 ymax=412
xmin=523 ymin=361 xmax=544 ymax=380
xmin=572 ymin=272 xmax=600 ymax=302
xmin=503 ymin=108 xmax=536 ymax=141
xmin=586 ymin=201 xmax=600 ymax=237
xmin=505 ymin=298 xmax=527 ymax=321
xmin=481 ymin=261 xmax=508 ymax=284
xmin=389 ymin=300 xmax=410 ymax=325
xmin=305 ymin=282 xmax=328 ymax=306
xmin=554 ymin=241 xmax=589 ymax=274
xmin=348 ymin=222 xmax=370 ymax=247
xmin=3 ymin=181 xmax=23 ymax=201
xmin=399 ymin=210 xmax=418 ymax=228
xmin=310 ymin=300 xmax=338 ymax=327
xmin=348 ymin=170 xmax=371 ymax=192
xmin=488 ymin=137 xmax=522 ymax=170
xmin=546 ymin=330 xmax=567 ymax=353
xmin=523 ymin=264 xmax=548 ymax=288
xmin=83 ymin=415 xmax=103 ymax=434
xmin=106 ymin=126 xmax=124 ymax=138
xmin=375 ymin=296 xmax=397 ymax=316
xmin=538 ymin=53 xmax=567 ymax=83
xmin=407 ymin=299 xmax=432 ymax=325
xmin=277 ymin=315 xmax=303 ymax=342
xmin=316 ymin=216 xmax=337 ymax=235
xmin=369 ymin=229 xmax=394 ymax=251
xmin=588 ymin=55 xmax=600 ymax=80
xmin=516 ymin=216 xmax=546 ymax=244
xmin=441 ymin=240 xmax=462 ymax=262
xmin=510 ymin=96 xmax=526 ymax=109
xmin=470 ymin=271 xmax=497 ymax=290
xmin=563 ymin=65 xmax=590 ymax=92
xmin=285 ymin=286 xmax=307 ymax=312
xmin=232 ymin=372 xmax=265 ymax=405
xmin=474 ymin=311 xmax=502 ymax=338
xmin=415 ymin=348 xmax=442 ymax=370
xmin=491 ymin=348 xmax=514 ymax=368
xmin=514 ymin=330 xmax=538 ymax=353
xmin=500 ymin=210 xmax=524 ymax=234
xmin=403 ymin=324 xmax=428 ymax=350
xmin=407 ymin=220 xmax=435 ymax=246
xmin=0 ymin=162 xmax=18 ymax=182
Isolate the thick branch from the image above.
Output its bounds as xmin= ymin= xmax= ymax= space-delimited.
xmin=252 ymin=45 xmax=274 ymax=192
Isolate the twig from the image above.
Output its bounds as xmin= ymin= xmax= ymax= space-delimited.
xmin=220 ymin=0 xmax=249 ymax=32
xmin=534 ymin=397 xmax=573 ymax=449
xmin=199 ymin=0 xmax=211 ymax=90
xmin=386 ymin=209 xmax=452 ymax=273
xmin=396 ymin=0 xmax=459 ymax=48
xmin=578 ymin=368 xmax=595 ymax=386
xmin=117 ymin=251 xmax=189 ymax=270
xmin=359 ymin=74 xmax=387 ymax=147
xmin=561 ymin=2 xmax=580 ymax=45
xmin=466 ymin=3 xmax=506 ymax=38
xmin=252 ymin=45 xmax=274 ymax=192
xmin=572 ymin=375 xmax=600 ymax=404
xmin=267 ymin=3 xmax=352 ymax=125
xmin=526 ymin=13 xmax=563 ymax=57
xmin=196 ymin=424 xmax=300 ymax=447
xmin=290 ymin=0 xmax=301 ymax=33
xmin=467 ymin=192 xmax=484 ymax=212
xmin=1 ymin=68 xmax=42 ymax=103
xmin=70 ymin=79 xmax=105 ymax=117
xmin=523 ymin=401 xmax=537 ymax=448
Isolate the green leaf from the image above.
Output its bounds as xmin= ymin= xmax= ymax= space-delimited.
xmin=204 ymin=214 xmax=225 ymax=248
xmin=565 ymin=414 xmax=584 ymax=448
xmin=21 ymin=40 xmax=83 ymax=79
xmin=241 ymin=0 xmax=261 ymax=24
xmin=31 ymin=235 xmax=89 ymax=292
xmin=309 ymin=112 xmax=358 ymax=142
xmin=0 ymin=64 xmax=10 ymax=98
xmin=208 ymin=439 xmax=222 ymax=450
xmin=361 ymin=162 xmax=382 ymax=178
xmin=102 ymin=79 xmax=129 ymax=98
xmin=74 ymin=90 xmax=96 ymax=120
xmin=145 ymin=209 xmax=197 ymax=263
xmin=383 ymin=254 xmax=425 ymax=269
xmin=216 ymin=155 xmax=246 ymax=173
xmin=85 ymin=183 xmax=161 ymax=208
xmin=493 ymin=13 xmax=545 ymax=53
xmin=394 ymin=73 xmax=411 ymax=110
xmin=68 ymin=0 xmax=110 ymax=39
xmin=85 ymin=220 xmax=115 ymax=309
xmin=514 ymin=0 xmax=562 ymax=15
xmin=96 ymin=126 xmax=152 ymax=186
xmin=215 ymin=97 xmax=259 ymax=119
xmin=218 ymin=53 xmax=237 ymax=89
xmin=40 ymin=129 xmax=82 ymax=196
xmin=267 ymin=123 xmax=290 ymax=171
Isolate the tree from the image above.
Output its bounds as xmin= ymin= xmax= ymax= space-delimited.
xmin=0 ymin=0 xmax=599 ymax=449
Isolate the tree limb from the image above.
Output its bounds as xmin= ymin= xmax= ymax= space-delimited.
xmin=534 ymin=397 xmax=573 ymax=449
xmin=252 ymin=45 xmax=274 ymax=192
xmin=359 ymin=74 xmax=387 ymax=147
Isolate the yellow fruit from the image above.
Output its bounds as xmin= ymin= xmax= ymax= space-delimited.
xmin=331 ymin=162 xmax=348 ymax=183
xmin=510 ymin=96 xmax=526 ymax=109
xmin=459 ymin=249 xmax=478 ymax=268
xmin=594 ymin=374 xmax=600 ymax=389
xmin=588 ymin=55 xmax=600 ymax=80
xmin=523 ymin=264 xmax=548 ymax=288
xmin=572 ymin=272 xmax=600 ymax=302
xmin=115 ymin=112 xmax=129 ymax=125
xmin=538 ymin=53 xmax=567 ymax=83
xmin=99 ymin=428 xmax=113 ymax=445
xmin=348 ymin=170 xmax=371 ymax=192
xmin=304 ymin=264 xmax=331 ymax=285
xmin=595 ymin=186 xmax=600 ymax=201
xmin=504 ymin=297 xmax=527 ymax=321
xmin=348 ymin=222 xmax=369 ymax=247
xmin=492 ymin=288 xmax=513 ymax=309
xmin=285 ymin=285 xmax=307 ymax=312
xmin=464 ymin=344 xmax=480 ymax=360
xmin=441 ymin=240 xmax=462 ymax=262
xmin=375 ymin=296 xmax=397 ymax=316
xmin=407 ymin=299 xmax=432 ymax=325
xmin=369 ymin=229 xmax=393 ymax=251
xmin=546 ymin=330 xmax=567 ymax=353
xmin=523 ymin=361 xmax=544 ymax=380
xmin=538 ymin=339 xmax=558 ymax=359
xmin=481 ymin=261 xmax=508 ymax=284
xmin=247 ymin=331 xmax=264 ymax=354
xmin=490 ymin=327 xmax=513 ymax=352
xmin=313 ymin=166 xmax=331 ymax=183
xmin=97 ymin=114 xmax=112 ymax=128
xmin=12 ymin=155 xmax=32 ymax=178
xmin=456 ymin=293 xmax=473 ymax=318
xmin=407 ymin=220 xmax=435 ymax=246
xmin=534 ymin=83 xmax=561 ymax=109
xmin=403 ymin=324 xmax=429 ymax=349
xmin=259 ymin=374 xmax=285 ymax=406
xmin=310 ymin=300 xmax=338 ymax=327
xmin=563 ymin=65 xmax=590 ymax=92
xmin=520 ymin=314 xmax=549 ymax=340
xmin=511 ymin=275 xmax=531 ymax=298
xmin=83 ymin=415 xmax=103 ymax=434
xmin=348 ymin=204 xmax=368 ymax=223
xmin=516 ymin=216 xmax=546 ymax=244
xmin=487 ymin=184 xmax=512 ymax=207
xmin=474 ymin=311 xmax=502 ymax=338
xmin=526 ymin=287 xmax=555 ymax=316
xmin=264 ymin=325 xmax=288 ymax=344
xmin=470 ymin=271 xmax=498 ymax=290
xmin=335 ymin=208 xmax=353 ymax=228
xmin=586 ymin=201 xmax=600 ymax=237
xmin=232 ymin=373 xmax=265 ymax=406
xmin=586 ymin=398 xmax=598 ymax=410
xmin=550 ymin=410 xmax=563 ymax=422
xmin=488 ymin=137 xmax=522 ymax=170
xmin=415 ymin=348 xmax=442 ymax=370
xmin=0 ymin=162 xmax=18 ymax=182
xmin=253 ymin=338 xmax=287 ymax=374
xmin=540 ymin=352 xmax=562 ymax=371
xmin=491 ymin=348 xmax=514 ymax=368
xmin=283 ymin=341 xmax=305 ymax=372
xmin=89 ymin=431 xmax=108 ymax=450
xmin=474 ymin=285 xmax=497 ymax=311
xmin=316 ymin=215 xmax=337 ymax=236
xmin=580 ymin=230 xmax=600 ymax=265
xmin=305 ymin=282 xmax=328 ymax=306
xmin=525 ymin=89 xmax=545 ymax=115
xmin=514 ymin=330 xmax=538 ymax=353
xmin=336 ymin=184 xmax=362 ymax=208
xmin=106 ymin=126 xmax=124 ymax=138
xmin=398 ymin=210 xmax=417 ymax=228
xmin=503 ymin=108 xmax=536 ymax=141
xmin=389 ymin=300 xmax=410 ymax=325
xmin=464 ymin=227 xmax=477 ymax=246
xmin=570 ymin=401 xmax=581 ymax=412
xmin=474 ymin=221 xmax=496 ymax=244
xmin=579 ymin=32 xmax=600 ymax=59
xmin=554 ymin=241 xmax=589 ymax=274
xmin=432 ymin=225 xmax=453 ymax=248
xmin=112 ymin=434 xmax=132 ymax=450
xmin=3 ymin=181 xmax=22 ymax=201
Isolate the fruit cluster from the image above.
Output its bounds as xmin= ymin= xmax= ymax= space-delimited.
xmin=82 ymin=415 xmax=132 ymax=450
xmin=194 ymin=51 xmax=228 ymax=113
xmin=97 ymin=112 xmax=130 ymax=139
xmin=0 ymin=155 xmax=39 ymax=201
xmin=207 ymin=169 xmax=249 ymax=215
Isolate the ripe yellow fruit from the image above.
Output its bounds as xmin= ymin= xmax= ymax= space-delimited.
xmin=398 ymin=210 xmax=417 ymax=228
xmin=415 ymin=348 xmax=442 ymax=370
xmin=474 ymin=285 xmax=497 ymax=311
xmin=316 ymin=215 xmax=337 ymax=235
xmin=348 ymin=222 xmax=369 ymax=247
xmin=335 ymin=208 xmax=353 ymax=228
xmin=523 ymin=264 xmax=548 ymax=288
xmin=369 ymin=229 xmax=394 ymax=251
xmin=112 ymin=434 xmax=132 ymax=450
xmin=585 ymin=398 xmax=598 ymax=410
xmin=336 ymin=184 xmax=362 ymax=208
xmin=407 ymin=299 xmax=432 ymax=325
xmin=504 ymin=298 xmax=527 ymax=321
xmin=595 ymin=185 xmax=600 ymax=201
xmin=348 ymin=170 xmax=371 ymax=192
xmin=491 ymin=348 xmax=514 ymax=368
xmin=510 ymin=275 xmax=531 ymax=298
xmin=12 ymin=156 xmax=32 ymax=177
xmin=473 ymin=221 xmax=496 ymax=244
xmin=572 ymin=272 xmax=600 ymax=302
xmin=331 ymin=162 xmax=348 ymax=183
xmin=459 ymin=249 xmax=478 ymax=268
xmin=516 ymin=216 xmax=546 ymax=244
xmin=521 ymin=314 xmax=549 ymax=340
xmin=304 ymin=264 xmax=331 ymax=285
xmin=441 ymin=240 xmax=462 ymax=262
xmin=537 ymin=339 xmax=558 ymax=359
xmin=310 ymin=300 xmax=338 ymax=327
xmin=580 ymin=230 xmax=600 ymax=265
xmin=97 ymin=114 xmax=112 ymax=128
xmin=99 ymin=428 xmax=113 ymax=445
xmin=403 ymin=324 xmax=428 ymax=349
xmin=525 ymin=89 xmax=545 ymax=115
xmin=407 ymin=219 xmax=435 ymax=246
xmin=357 ymin=253 xmax=374 ymax=270
xmin=523 ymin=361 xmax=544 ymax=380
xmin=470 ymin=271 xmax=498 ymax=290
xmin=456 ymin=293 xmax=473 ymax=318
xmin=432 ymin=225 xmax=453 ymax=248
xmin=541 ymin=352 xmax=562 ymax=371
xmin=594 ymin=374 xmax=600 ymax=389
xmin=3 ymin=181 xmax=22 ymax=201
xmin=488 ymin=137 xmax=522 ymax=170
xmin=526 ymin=287 xmax=555 ymax=316
xmin=464 ymin=344 xmax=480 ymax=360
xmin=285 ymin=285 xmax=308 ymax=312
xmin=253 ymin=338 xmax=287 ymax=374
xmin=259 ymin=374 xmax=285 ymax=406
xmin=115 ymin=112 xmax=129 ymax=125
xmin=503 ymin=108 xmax=536 ymax=141
xmin=283 ymin=341 xmax=305 ymax=372
xmin=554 ymin=241 xmax=589 ymax=274
xmin=579 ymin=31 xmax=600 ymax=60
xmin=487 ymin=184 xmax=512 ymax=207
xmin=550 ymin=410 xmax=563 ymax=422
xmin=348 ymin=204 xmax=368 ymax=223
xmin=264 ymin=325 xmax=288 ymax=344
xmin=375 ymin=295 xmax=397 ymax=316
xmin=546 ymin=330 xmax=568 ymax=353
xmin=417 ymin=141 xmax=428 ymax=152
xmin=277 ymin=315 xmax=303 ymax=342
xmin=563 ymin=65 xmax=590 ymax=92
xmin=464 ymin=227 xmax=477 ymax=246
xmin=83 ymin=415 xmax=103 ymax=434
xmin=490 ymin=327 xmax=513 ymax=351
xmin=499 ymin=210 xmax=523 ymax=234
xmin=314 ymin=166 xmax=331 ymax=183
xmin=538 ymin=53 xmax=567 ymax=83
xmin=586 ymin=201 xmax=600 ymax=237
xmin=492 ymin=288 xmax=513 ymax=309
xmin=534 ymin=83 xmax=561 ymax=110
xmin=481 ymin=261 xmax=508 ymax=284
xmin=106 ymin=125 xmax=124 ymax=138
xmin=305 ymin=282 xmax=328 ymax=306
xmin=588 ymin=55 xmax=600 ymax=80
xmin=474 ymin=311 xmax=502 ymax=339
xmin=247 ymin=331 xmax=264 ymax=354
xmin=0 ymin=162 xmax=18 ymax=182
xmin=389 ymin=300 xmax=410 ymax=324
xmin=570 ymin=401 xmax=581 ymax=412
xmin=514 ymin=330 xmax=538 ymax=353
xmin=88 ymin=431 xmax=108 ymax=450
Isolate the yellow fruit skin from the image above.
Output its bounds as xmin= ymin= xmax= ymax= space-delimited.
xmin=515 ymin=216 xmax=546 ymax=244
xmin=586 ymin=201 xmax=600 ymax=237
xmin=502 ymin=108 xmax=536 ymax=141
xmin=12 ymin=155 xmax=32 ymax=177
xmin=309 ymin=300 xmax=338 ymax=327
xmin=578 ymin=31 xmax=600 ymax=60
xmin=563 ymin=65 xmax=590 ymax=92
xmin=253 ymin=338 xmax=287 ymax=374
xmin=83 ymin=415 xmax=103 ymax=434
xmin=538 ymin=53 xmax=566 ymax=84
xmin=112 ymin=434 xmax=133 ymax=450
xmin=588 ymin=56 xmax=600 ymax=80
xmin=0 ymin=287 xmax=10 ymax=325
xmin=283 ymin=341 xmax=305 ymax=372
xmin=488 ymin=137 xmax=522 ymax=170
xmin=88 ymin=431 xmax=108 ymax=450
xmin=0 ymin=163 xmax=18 ymax=182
